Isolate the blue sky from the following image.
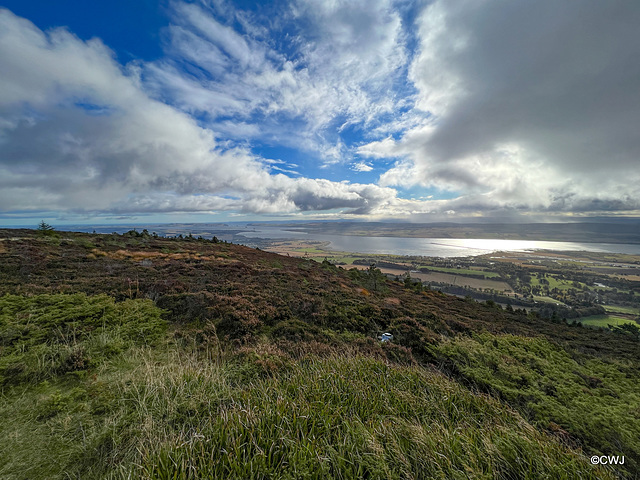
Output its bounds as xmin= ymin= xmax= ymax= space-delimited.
xmin=1 ymin=1 xmax=639 ymax=225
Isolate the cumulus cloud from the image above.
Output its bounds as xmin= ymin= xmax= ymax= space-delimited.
xmin=0 ymin=8 xmax=396 ymax=217
xmin=380 ymin=0 xmax=640 ymax=215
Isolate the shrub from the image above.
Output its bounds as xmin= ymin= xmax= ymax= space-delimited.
xmin=0 ymin=293 xmax=166 ymax=385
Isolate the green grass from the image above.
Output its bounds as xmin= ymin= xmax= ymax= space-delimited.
xmin=137 ymin=355 xmax=606 ymax=480
xmin=0 ymin=293 xmax=168 ymax=479
xmin=0 ymin=293 xmax=167 ymax=386
xmin=579 ymin=314 xmax=638 ymax=328
xmin=433 ymin=333 xmax=640 ymax=476
xmin=605 ymin=305 xmax=639 ymax=315
xmin=0 ymin=294 xmax=614 ymax=479
xmin=1 ymin=349 xmax=612 ymax=480
xmin=327 ymin=255 xmax=359 ymax=264
xmin=420 ymin=266 xmax=501 ymax=278
xmin=529 ymin=276 xmax=583 ymax=291
xmin=532 ymin=295 xmax=568 ymax=306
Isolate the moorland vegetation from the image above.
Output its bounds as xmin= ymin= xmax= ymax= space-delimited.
xmin=0 ymin=228 xmax=638 ymax=479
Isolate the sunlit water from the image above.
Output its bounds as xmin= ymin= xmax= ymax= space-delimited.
xmin=239 ymin=227 xmax=640 ymax=258
xmin=65 ymin=224 xmax=640 ymax=258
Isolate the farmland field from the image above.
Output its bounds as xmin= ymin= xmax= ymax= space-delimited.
xmin=419 ymin=266 xmax=501 ymax=278
xmin=530 ymin=275 xmax=586 ymax=291
xmin=532 ymin=295 xmax=568 ymax=306
xmin=605 ymin=305 xmax=639 ymax=315
xmin=579 ymin=314 xmax=638 ymax=328
xmin=349 ymin=265 xmax=513 ymax=292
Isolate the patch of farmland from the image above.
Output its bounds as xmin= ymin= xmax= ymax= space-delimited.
xmin=580 ymin=314 xmax=638 ymax=328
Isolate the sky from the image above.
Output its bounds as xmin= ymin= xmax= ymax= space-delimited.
xmin=1 ymin=0 xmax=639 ymax=226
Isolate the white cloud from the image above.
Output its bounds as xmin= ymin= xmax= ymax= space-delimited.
xmin=3 ymin=1 xmax=639 ymax=222
xmin=0 ymin=8 xmax=399 ymax=217
xmin=357 ymin=137 xmax=402 ymax=159
xmin=376 ymin=0 xmax=640 ymax=215
xmin=351 ymin=162 xmax=373 ymax=172
xmin=144 ymin=0 xmax=409 ymax=164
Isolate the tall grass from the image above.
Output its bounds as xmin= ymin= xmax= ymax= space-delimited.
xmin=128 ymin=353 xmax=606 ymax=479
xmin=0 ymin=293 xmax=167 ymax=479
xmin=0 ymin=294 xmax=617 ymax=479
xmin=433 ymin=333 xmax=640 ymax=476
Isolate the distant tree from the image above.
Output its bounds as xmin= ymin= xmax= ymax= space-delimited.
xmin=37 ymin=220 xmax=56 ymax=236
xmin=37 ymin=220 xmax=54 ymax=231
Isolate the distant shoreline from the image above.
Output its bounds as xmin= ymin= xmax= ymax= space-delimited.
xmin=3 ymin=220 xmax=640 ymax=245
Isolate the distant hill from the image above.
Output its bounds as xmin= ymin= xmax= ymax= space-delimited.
xmin=0 ymin=228 xmax=638 ymax=478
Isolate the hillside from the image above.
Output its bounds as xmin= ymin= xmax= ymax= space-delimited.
xmin=1 ymin=229 xmax=639 ymax=479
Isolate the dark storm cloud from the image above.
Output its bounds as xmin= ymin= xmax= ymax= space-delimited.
xmin=377 ymin=0 xmax=640 ymax=216
xmin=423 ymin=1 xmax=640 ymax=172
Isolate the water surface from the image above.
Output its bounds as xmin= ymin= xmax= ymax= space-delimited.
xmin=239 ymin=226 xmax=640 ymax=257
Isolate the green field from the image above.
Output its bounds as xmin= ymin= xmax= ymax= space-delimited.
xmin=327 ymin=255 xmax=359 ymax=264
xmin=532 ymin=295 xmax=568 ymax=306
xmin=605 ymin=304 xmax=639 ymax=315
xmin=579 ymin=314 xmax=638 ymax=328
xmin=293 ymin=246 xmax=327 ymax=254
xmin=420 ymin=266 xmax=501 ymax=278
xmin=530 ymin=276 xmax=585 ymax=291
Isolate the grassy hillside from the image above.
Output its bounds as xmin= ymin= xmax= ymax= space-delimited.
xmin=1 ymin=229 xmax=638 ymax=478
